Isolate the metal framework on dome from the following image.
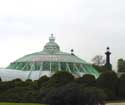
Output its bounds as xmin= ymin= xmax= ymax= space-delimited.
xmin=7 ymin=34 xmax=100 ymax=79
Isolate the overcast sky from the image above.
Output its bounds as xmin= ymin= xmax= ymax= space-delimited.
xmin=0 ymin=0 xmax=124 ymax=71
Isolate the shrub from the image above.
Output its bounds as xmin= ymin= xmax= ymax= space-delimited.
xmin=41 ymin=71 xmax=74 ymax=88
xmin=42 ymin=83 xmax=106 ymax=105
xmin=96 ymin=71 xmax=118 ymax=99
xmin=76 ymin=74 xmax=96 ymax=86
xmin=118 ymin=74 xmax=125 ymax=98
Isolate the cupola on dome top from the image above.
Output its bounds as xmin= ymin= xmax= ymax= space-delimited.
xmin=43 ymin=34 xmax=60 ymax=54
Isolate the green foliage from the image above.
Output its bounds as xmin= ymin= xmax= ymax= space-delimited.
xmin=93 ymin=65 xmax=109 ymax=73
xmin=0 ymin=87 xmax=30 ymax=102
xmin=76 ymin=74 xmax=96 ymax=86
xmin=118 ymin=58 xmax=125 ymax=72
xmin=37 ymin=76 xmax=49 ymax=88
xmin=41 ymin=71 xmax=74 ymax=88
xmin=0 ymin=82 xmax=15 ymax=93
xmin=51 ymin=71 xmax=74 ymax=82
xmin=42 ymin=83 xmax=106 ymax=105
xmin=96 ymin=71 xmax=119 ymax=99
xmin=83 ymin=87 xmax=106 ymax=104
xmin=0 ymin=86 xmax=40 ymax=103
xmin=118 ymin=74 xmax=125 ymax=98
xmin=22 ymin=90 xmax=41 ymax=103
xmin=42 ymin=83 xmax=83 ymax=105
xmin=0 ymin=70 xmax=124 ymax=103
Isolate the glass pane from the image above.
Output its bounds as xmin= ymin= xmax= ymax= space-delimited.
xmin=34 ymin=63 xmax=40 ymax=70
xmin=51 ymin=62 xmax=58 ymax=72
xmin=76 ymin=63 xmax=82 ymax=72
xmin=61 ymin=62 xmax=66 ymax=71
xmin=16 ymin=62 xmax=25 ymax=70
xmin=43 ymin=62 xmax=50 ymax=70
xmin=68 ymin=63 xmax=74 ymax=72
xmin=7 ymin=62 xmax=18 ymax=69
xmin=23 ymin=63 xmax=31 ymax=70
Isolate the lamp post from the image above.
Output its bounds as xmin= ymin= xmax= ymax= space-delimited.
xmin=105 ymin=47 xmax=112 ymax=70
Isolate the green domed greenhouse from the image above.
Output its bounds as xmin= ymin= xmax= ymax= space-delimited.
xmin=0 ymin=34 xmax=99 ymax=81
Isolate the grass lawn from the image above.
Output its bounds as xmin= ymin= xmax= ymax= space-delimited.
xmin=106 ymin=100 xmax=125 ymax=105
xmin=0 ymin=103 xmax=44 ymax=105
xmin=106 ymin=103 xmax=125 ymax=105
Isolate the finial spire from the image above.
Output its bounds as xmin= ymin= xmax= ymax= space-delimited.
xmin=105 ymin=46 xmax=112 ymax=70
xmin=51 ymin=33 xmax=53 ymax=37
xmin=49 ymin=34 xmax=55 ymax=42
xmin=71 ymin=49 xmax=75 ymax=56
xmin=107 ymin=46 xmax=110 ymax=51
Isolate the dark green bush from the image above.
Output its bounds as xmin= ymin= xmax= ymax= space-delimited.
xmin=42 ymin=83 xmax=106 ymax=105
xmin=96 ymin=71 xmax=118 ymax=100
xmin=76 ymin=74 xmax=96 ymax=86
xmin=118 ymin=74 xmax=125 ymax=98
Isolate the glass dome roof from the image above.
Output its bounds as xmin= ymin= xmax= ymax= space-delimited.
xmin=7 ymin=34 xmax=100 ymax=79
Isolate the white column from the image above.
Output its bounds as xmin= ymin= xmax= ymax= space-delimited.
xmin=66 ymin=63 xmax=71 ymax=73
xmin=80 ymin=64 xmax=88 ymax=73
xmin=74 ymin=64 xmax=79 ymax=73
xmin=50 ymin=62 xmax=52 ymax=72
xmin=39 ymin=62 xmax=43 ymax=78
xmin=27 ymin=63 xmax=34 ymax=79
xmin=22 ymin=63 xmax=27 ymax=70
xmin=58 ymin=62 xmax=61 ymax=71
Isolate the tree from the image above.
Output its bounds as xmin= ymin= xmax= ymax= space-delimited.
xmin=42 ymin=83 xmax=81 ymax=105
xmin=96 ymin=71 xmax=118 ymax=99
xmin=93 ymin=64 xmax=109 ymax=73
xmin=37 ymin=76 xmax=49 ymax=88
xmin=92 ymin=55 xmax=105 ymax=66
xmin=76 ymin=74 xmax=96 ymax=86
xmin=118 ymin=58 xmax=125 ymax=72
xmin=42 ymin=83 xmax=106 ymax=105
xmin=42 ymin=71 xmax=74 ymax=88
xmin=84 ymin=87 xmax=106 ymax=105
xmin=118 ymin=74 xmax=125 ymax=98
